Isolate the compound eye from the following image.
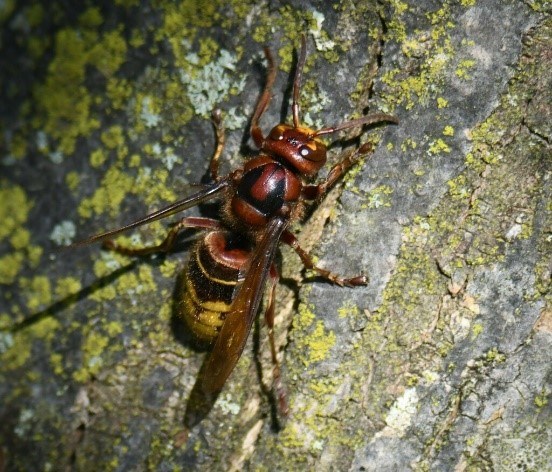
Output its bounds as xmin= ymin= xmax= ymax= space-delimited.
xmin=268 ymin=125 xmax=286 ymax=141
xmin=298 ymin=143 xmax=323 ymax=162
xmin=299 ymin=145 xmax=311 ymax=157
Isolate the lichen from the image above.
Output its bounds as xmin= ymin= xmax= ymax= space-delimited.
xmin=31 ymin=14 xmax=128 ymax=156
xmin=78 ymin=166 xmax=135 ymax=218
xmin=381 ymin=387 xmax=419 ymax=437
xmin=0 ymin=183 xmax=33 ymax=242
xmin=292 ymin=303 xmax=336 ymax=367
xmin=379 ymin=1 xmax=484 ymax=112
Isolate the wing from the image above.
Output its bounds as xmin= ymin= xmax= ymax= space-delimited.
xmin=202 ymin=217 xmax=287 ymax=394
xmin=69 ymin=178 xmax=229 ymax=247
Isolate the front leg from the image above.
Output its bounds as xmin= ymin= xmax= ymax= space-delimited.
xmin=302 ymin=142 xmax=374 ymax=201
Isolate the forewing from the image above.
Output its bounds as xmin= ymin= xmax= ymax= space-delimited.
xmin=69 ymin=179 xmax=229 ymax=247
xmin=202 ymin=217 xmax=287 ymax=394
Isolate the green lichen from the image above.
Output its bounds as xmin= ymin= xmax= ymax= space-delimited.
xmin=380 ymin=1 xmax=483 ymax=112
xmin=26 ymin=7 xmax=129 ymax=158
xmin=73 ymin=331 xmax=110 ymax=382
xmin=455 ymin=58 xmax=476 ymax=79
xmin=337 ymin=300 xmax=361 ymax=319
xmin=471 ymin=323 xmax=484 ymax=339
xmin=292 ymin=303 xmax=336 ymax=367
xmin=534 ymin=389 xmax=549 ymax=409
xmin=0 ymin=0 xmax=16 ymax=23
xmin=485 ymin=347 xmax=506 ymax=363
xmin=100 ymin=125 xmax=125 ymax=150
xmin=78 ymin=166 xmax=134 ymax=218
xmin=32 ymin=34 xmax=95 ymax=155
xmin=90 ymin=148 xmax=108 ymax=168
xmin=65 ymin=171 xmax=81 ymax=192
xmin=19 ymin=276 xmax=52 ymax=312
xmin=437 ymin=97 xmax=449 ymax=108
xmin=159 ymin=259 xmax=178 ymax=279
xmin=106 ymin=77 xmax=133 ymax=110
xmin=1 ymin=317 xmax=61 ymax=371
xmin=428 ymin=138 xmax=452 ymax=155
xmin=401 ymin=138 xmax=418 ymax=151
xmin=0 ymin=183 xmax=33 ymax=242
xmin=442 ymin=125 xmax=454 ymax=136
xmin=361 ymin=184 xmax=394 ymax=209
xmin=54 ymin=277 xmax=82 ymax=298
xmin=50 ymin=352 xmax=64 ymax=375
xmin=0 ymin=252 xmax=24 ymax=285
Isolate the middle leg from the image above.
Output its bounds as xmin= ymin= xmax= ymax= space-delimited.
xmin=281 ymin=230 xmax=368 ymax=287
xmin=104 ymin=217 xmax=222 ymax=257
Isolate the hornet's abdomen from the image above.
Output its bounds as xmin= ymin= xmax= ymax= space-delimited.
xmin=176 ymin=231 xmax=250 ymax=343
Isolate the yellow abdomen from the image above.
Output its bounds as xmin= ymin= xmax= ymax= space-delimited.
xmin=176 ymin=231 xmax=250 ymax=343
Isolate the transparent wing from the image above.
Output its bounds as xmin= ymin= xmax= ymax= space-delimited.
xmin=202 ymin=217 xmax=287 ymax=394
xmin=69 ymin=179 xmax=229 ymax=247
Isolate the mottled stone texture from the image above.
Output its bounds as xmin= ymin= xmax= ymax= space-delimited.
xmin=0 ymin=1 xmax=549 ymax=471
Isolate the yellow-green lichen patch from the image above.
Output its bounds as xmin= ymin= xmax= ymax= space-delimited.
xmin=29 ymin=8 xmax=130 ymax=157
xmin=471 ymin=322 xmax=484 ymax=339
xmin=1 ymin=316 xmax=61 ymax=372
xmin=279 ymin=382 xmax=343 ymax=453
xmin=485 ymin=347 xmax=506 ymax=363
xmin=252 ymin=5 xmax=341 ymax=67
xmin=73 ymin=331 xmax=110 ymax=382
xmin=443 ymin=125 xmax=454 ymax=136
xmin=19 ymin=275 xmax=52 ymax=312
xmin=0 ymin=0 xmax=16 ymax=22
xmin=161 ymin=0 xmax=218 ymax=44
xmin=159 ymin=259 xmax=179 ymax=279
xmin=90 ymin=148 xmax=108 ymax=168
xmin=26 ymin=245 xmax=43 ymax=269
xmin=377 ymin=229 xmax=443 ymax=322
xmin=158 ymin=2 xmax=228 ymax=89
xmin=437 ymin=97 xmax=449 ymax=108
xmin=427 ymin=138 xmax=452 ymax=155
xmin=379 ymin=1 xmax=482 ymax=112
xmin=437 ymin=109 xmax=541 ymax=269
xmin=54 ymin=276 xmax=82 ymax=299
xmin=70 ymin=316 xmax=128 ymax=384
xmin=91 ymin=250 xmax=158 ymax=301
xmin=32 ymin=30 xmax=96 ymax=156
xmin=106 ymin=77 xmax=133 ymax=111
xmin=100 ymin=125 xmax=126 ymax=150
xmin=292 ymin=303 xmax=336 ymax=367
xmin=360 ymin=185 xmax=394 ymax=210
xmin=337 ymin=300 xmax=361 ymax=319
xmin=0 ymin=183 xmax=33 ymax=243
xmin=400 ymin=138 xmax=418 ymax=152
xmin=78 ymin=166 xmax=134 ymax=218
xmin=65 ymin=171 xmax=81 ymax=192
xmin=455 ymin=59 xmax=476 ymax=80
xmin=134 ymin=167 xmax=177 ymax=206
xmin=0 ymin=252 xmax=25 ymax=285
xmin=88 ymin=27 xmax=128 ymax=77
xmin=534 ymin=389 xmax=549 ymax=409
